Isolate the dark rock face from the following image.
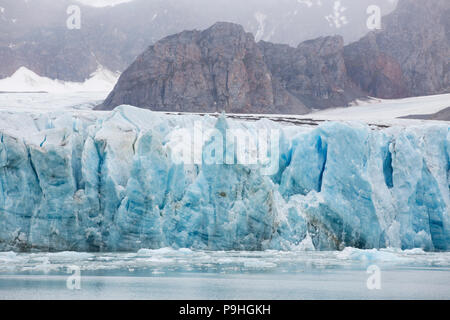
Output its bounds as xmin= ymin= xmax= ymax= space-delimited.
xmin=101 ymin=0 xmax=449 ymax=114
xmin=99 ymin=23 xmax=309 ymax=114
xmin=344 ymin=0 xmax=450 ymax=99
xmin=99 ymin=23 xmax=364 ymax=113
xmin=259 ymin=37 xmax=364 ymax=110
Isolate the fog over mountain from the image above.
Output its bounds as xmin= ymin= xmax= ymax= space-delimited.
xmin=0 ymin=0 xmax=398 ymax=82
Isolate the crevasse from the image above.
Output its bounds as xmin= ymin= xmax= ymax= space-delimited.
xmin=0 ymin=105 xmax=449 ymax=252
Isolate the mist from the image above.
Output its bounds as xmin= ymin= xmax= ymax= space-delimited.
xmin=0 ymin=0 xmax=400 ymax=81
xmin=70 ymin=0 xmax=399 ymax=44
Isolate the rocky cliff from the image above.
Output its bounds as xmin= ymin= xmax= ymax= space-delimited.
xmin=100 ymin=0 xmax=449 ymax=113
xmin=99 ymin=23 xmax=366 ymax=113
xmin=259 ymin=36 xmax=363 ymax=110
xmin=344 ymin=0 xmax=450 ymax=99
xmin=99 ymin=23 xmax=310 ymax=114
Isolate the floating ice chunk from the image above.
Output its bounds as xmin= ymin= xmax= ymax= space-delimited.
xmin=336 ymin=247 xmax=403 ymax=262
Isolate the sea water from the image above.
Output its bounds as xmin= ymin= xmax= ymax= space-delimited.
xmin=0 ymin=248 xmax=449 ymax=300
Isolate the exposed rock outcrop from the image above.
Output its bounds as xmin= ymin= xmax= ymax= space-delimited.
xmin=259 ymin=36 xmax=364 ymax=110
xmin=344 ymin=0 xmax=450 ymax=99
xmin=99 ymin=23 xmax=309 ymax=114
xmin=99 ymin=23 xmax=365 ymax=113
xmin=99 ymin=0 xmax=450 ymax=114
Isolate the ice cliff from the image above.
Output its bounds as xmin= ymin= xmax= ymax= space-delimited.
xmin=0 ymin=105 xmax=449 ymax=252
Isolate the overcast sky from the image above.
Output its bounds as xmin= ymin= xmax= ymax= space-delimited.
xmin=0 ymin=0 xmax=400 ymax=46
xmin=74 ymin=0 xmax=134 ymax=7
xmin=75 ymin=0 xmax=398 ymax=9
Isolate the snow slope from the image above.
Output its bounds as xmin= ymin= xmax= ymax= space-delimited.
xmin=0 ymin=103 xmax=448 ymax=252
xmin=159 ymin=93 xmax=450 ymax=129
xmin=0 ymin=66 xmax=119 ymax=93
xmin=308 ymin=94 xmax=450 ymax=121
xmin=0 ymin=92 xmax=108 ymax=112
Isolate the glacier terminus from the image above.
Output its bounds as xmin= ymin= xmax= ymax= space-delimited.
xmin=0 ymin=105 xmax=449 ymax=252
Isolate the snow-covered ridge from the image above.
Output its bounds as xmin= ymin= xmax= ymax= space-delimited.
xmin=0 ymin=105 xmax=448 ymax=252
xmin=0 ymin=66 xmax=119 ymax=93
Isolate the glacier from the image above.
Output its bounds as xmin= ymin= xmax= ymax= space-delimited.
xmin=0 ymin=105 xmax=449 ymax=252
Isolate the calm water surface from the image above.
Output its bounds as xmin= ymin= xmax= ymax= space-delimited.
xmin=0 ymin=248 xmax=449 ymax=299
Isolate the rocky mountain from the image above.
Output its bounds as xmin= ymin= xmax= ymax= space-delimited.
xmin=344 ymin=0 xmax=450 ymax=99
xmin=99 ymin=23 xmax=309 ymax=114
xmin=259 ymin=36 xmax=363 ymax=110
xmin=0 ymin=0 xmax=397 ymax=82
xmin=100 ymin=0 xmax=449 ymax=114
xmin=100 ymin=25 xmax=365 ymax=114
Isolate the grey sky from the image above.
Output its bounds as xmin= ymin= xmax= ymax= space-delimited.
xmin=74 ymin=0 xmax=134 ymax=7
xmin=69 ymin=0 xmax=399 ymax=44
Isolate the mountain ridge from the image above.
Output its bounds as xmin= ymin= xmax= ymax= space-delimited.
xmin=99 ymin=0 xmax=449 ymax=114
xmin=99 ymin=22 xmax=310 ymax=114
xmin=0 ymin=0 xmax=398 ymax=82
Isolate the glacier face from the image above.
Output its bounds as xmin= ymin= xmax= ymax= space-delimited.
xmin=0 ymin=105 xmax=449 ymax=252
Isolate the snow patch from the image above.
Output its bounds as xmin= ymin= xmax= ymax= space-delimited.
xmin=311 ymin=94 xmax=450 ymax=121
xmin=0 ymin=66 xmax=119 ymax=93
xmin=336 ymin=247 xmax=402 ymax=262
